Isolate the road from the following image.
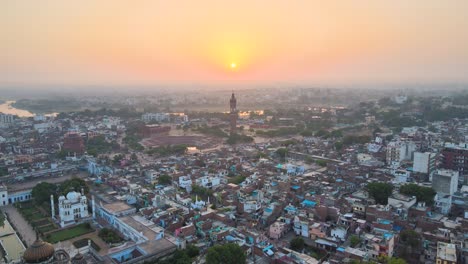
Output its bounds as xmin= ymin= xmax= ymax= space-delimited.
xmin=7 ymin=171 xmax=87 ymax=192
xmin=2 ymin=205 xmax=36 ymax=246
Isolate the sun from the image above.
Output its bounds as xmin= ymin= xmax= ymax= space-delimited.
xmin=230 ymin=62 xmax=237 ymax=69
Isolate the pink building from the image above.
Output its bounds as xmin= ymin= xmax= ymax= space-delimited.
xmin=269 ymin=221 xmax=289 ymax=239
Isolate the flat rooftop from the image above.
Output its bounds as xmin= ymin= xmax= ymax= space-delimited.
xmin=118 ymin=215 xmax=163 ymax=240
xmin=437 ymin=242 xmax=457 ymax=262
xmin=0 ymin=219 xmax=26 ymax=263
xmin=101 ymin=201 xmax=133 ymax=214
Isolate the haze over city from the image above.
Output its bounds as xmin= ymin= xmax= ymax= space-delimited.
xmin=2 ymin=2 xmax=468 ymax=264
xmin=2 ymin=0 xmax=468 ymax=89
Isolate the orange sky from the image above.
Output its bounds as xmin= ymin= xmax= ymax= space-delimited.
xmin=2 ymin=0 xmax=468 ymax=87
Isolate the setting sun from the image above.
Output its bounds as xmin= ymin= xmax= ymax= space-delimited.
xmin=230 ymin=63 xmax=237 ymax=69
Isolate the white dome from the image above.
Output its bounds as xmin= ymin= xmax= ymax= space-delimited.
xmin=66 ymin=191 xmax=80 ymax=201
xmin=58 ymin=195 xmax=66 ymax=200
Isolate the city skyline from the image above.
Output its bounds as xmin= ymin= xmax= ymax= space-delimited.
xmin=2 ymin=1 xmax=468 ymax=88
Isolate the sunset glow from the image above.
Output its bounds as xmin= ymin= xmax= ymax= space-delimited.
xmin=1 ymin=0 xmax=468 ymax=87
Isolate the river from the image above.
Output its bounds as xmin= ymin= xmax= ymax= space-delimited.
xmin=0 ymin=101 xmax=58 ymax=117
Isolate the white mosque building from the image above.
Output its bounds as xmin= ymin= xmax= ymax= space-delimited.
xmin=52 ymin=189 xmax=90 ymax=227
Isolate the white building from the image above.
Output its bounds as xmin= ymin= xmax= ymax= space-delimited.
xmin=57 ymin=191 xmax=89 ymax=227
xmin=392 ymin=169 xmax=410 ymax=184
xmin=393 ymin=95 xmax=407 ymax=104
xmin=0 ymin=113 xmax=14 ymax=124
xmin=195 ymin=176 xmax=221 ymax=189
xmin=432 ymin=169 xmax=459 ymax=195
xmin=142 ymin=113 xmax=170 ymax=122
xmin=243 ymin=200 xmax=261 ymax=213
xmin=434 ymin=193 xmax=452 ymax=215
xmin=413 ymin=152 xmax=437 ymax=174
xmin=386 ymin=140 xmax=417 ymax=166
xmin=178 ymin=176 xmax=192 ymax=191
xmin=388 ymin=193 xmax=417 ymax=209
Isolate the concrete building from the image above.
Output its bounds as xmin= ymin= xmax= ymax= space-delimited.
xmin=0 ymin=113 xmax=14 ymax=124
xmin=413 ymin=152 xmax=437 ymax=175
xmin=63 ymin=132 xmax=85 ymax=154
xmin=142 ymin=113 xmax=170 ymax=123
xmin=388 ymin=193 xmax=417 ymax=209
xmin=57 ymin=190 xmax=89 ymax=227
xmin=432 ymin=169 xmax=459 ymax=195
xmin=269 ymin=221 xmax=289 ymax=239
xmin=386 ymin=140 xmax=416 ymax=166
xmin=436 ymin=242 xmax=457 ymax=264
xmin=442 ymin=142 xmax=468 ymax=183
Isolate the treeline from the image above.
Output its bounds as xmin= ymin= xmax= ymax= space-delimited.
xmin=146 ymin=144 xmax=188 ymax=156
xmin=192 ymin=125 xmax=229 ymax=138
xmin=399 ymin=184 xmax=436 ymax=205
xmin=226 ymin=134 xmax=254 ymax=145
xmin=32 ymin=178 xmax=88 ymax=205
xmin=86 ymin=135 xmax=120 ymax=156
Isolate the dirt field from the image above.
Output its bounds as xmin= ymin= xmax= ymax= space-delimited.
xmin=141 ymin=135 xmax=222 ymax=149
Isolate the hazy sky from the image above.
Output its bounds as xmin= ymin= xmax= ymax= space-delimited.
xmin=2 ymin=0 xmax=468 ymax=88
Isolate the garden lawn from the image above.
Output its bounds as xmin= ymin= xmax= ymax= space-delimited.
xmin=38 ymin=224 xmax=56 ymax=234
xmin=46 ymin=224 xmax=94 ymax=243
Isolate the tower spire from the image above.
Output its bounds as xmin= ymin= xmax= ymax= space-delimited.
xmin=229 ymin=92 xmax=238 ymax=135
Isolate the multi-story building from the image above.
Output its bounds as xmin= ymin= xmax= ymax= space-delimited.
xmin=0 ymin=113 xmax=14 ymax=124
xmin=63 ymin=132 xmax=85 ymax=154
xmin=442 ymin=142 xmax=468 ymax=183
xmin=363 ymin=232 xmax=395 ymax=259
xmin=141 ymin=113 xmax=170 ymax=123
xmin=386 ymin=140 xmax=416 ymax=166
xmin=432 ymin=169 xmax=459 ymax=195
xmin=139 ymin=125 xmax=171 ymax=138
xmin=413 ymin=152 xmax=437 ymax=175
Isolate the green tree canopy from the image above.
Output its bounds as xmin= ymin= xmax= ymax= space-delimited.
xmin=290 ymin=237 xmax=305 ymax=251
xmin=400 ymin=230 xmax=420 ymax=248
xmin=185 ymin=244 xmax=200 ymax=258
xmin=366 ymin=182 xmax=393 ymax=205
xmin=158 ymin=174 xmax=172 ymax=185
xmin=31 ymin=182 xmax=56 ymax=205
xmin=206 ymin=243 xmax=246 ymax=264
xmin=276 ymin=148 xmax=288 ymax=161
xmin=350 ymin=235 xmax=361 ymax=248
xmin=399 ymin=183 xmax=436 ymax=205
xmin=59 ymin=178 xmax=89 ymax=195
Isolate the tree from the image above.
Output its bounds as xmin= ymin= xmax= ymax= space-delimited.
xmin=350 ymin=235 xmax=361 ymax=248
xmin=399 ymin=183 xmax=436 ymax=205
xmin=206 ymin=243 xmax=246 ymax=264
xmin=185 ymin=244 xmax=200 ymax=258
xmin=158 ymin=174 xmax=172 ymax=185
xmin=59 ymin=178 xmax=89 ymax=195
xmin=32 ymin=182 xmax=56 ymax=205
xmin=290 ymin=237 xmax=305 ymax=251
xmin=366 ymin=182 xmax=393 ymax=205
xmin=400 ymin=230 xmax=420 ymax=248
xmin=130 ymin=153 xmax=138 ymax=162
xmin=112 ymin=154 xmax=124 ymax=165
xmin=315 ymin=160 xmax=327 ymax=167
xmin=276 ymin=148 xmax=288 ymax=161
xmin=98 ymin=228 xmax=123 ymax=244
